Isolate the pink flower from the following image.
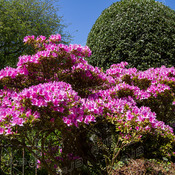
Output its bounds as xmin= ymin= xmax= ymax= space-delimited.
xmin=126 ymin=110 xmax=134 ymax=121
xmin=63 ymin=117 xmax=72 ymax=126
xmin=149 ymin=115 xmax=156 ymax=123
xmin=36 ymin=35 xmax=46 ymax=42
xmin=5 ymin=128 xmax=12 ymax=135
xmin=135 ymin=126 xmax=140 ymax=131
xmin=52 ymin=52 xmax=58 ymax=57
xmin=84 ymin=115 xmax=96 ymax=124
xmin=136 ymin=115 xmax=145 ymax=122
xmin=0 ymin=127 xmax=5 ymax=135
xmin=49 ymin=34 xmax=61 ymax=42
xmin=145 ymin=125 xmax=151 ymax=131
xmin=37 ymin=160 xmax=41 ymax=169
xmin=77 ymin=115 xmax=84 ymax=123
xmin=33 ymin=111 xmax=40 ymax=119
xmin=26 ymin=110 xmax=32 ymax=117
xmin=11 ymin=118 xmax=24 ymax=126
xmin=23 ymin=35 xmax=35 ymax=43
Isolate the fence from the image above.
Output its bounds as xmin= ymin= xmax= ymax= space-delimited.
xmin=0 ymin=142 xmax=38 ymax=175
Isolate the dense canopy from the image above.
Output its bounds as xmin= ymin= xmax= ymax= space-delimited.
xmin=86 ymin=0 xmax=175 ymax=70
xmin=0 ymin=0 xmax=71 ymax=69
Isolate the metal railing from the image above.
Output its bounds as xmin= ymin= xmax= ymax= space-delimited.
xmin=0 ymin=143 xmax=38 ymax=175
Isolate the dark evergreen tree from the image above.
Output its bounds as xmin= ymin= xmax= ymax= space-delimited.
xmin=86 ymin=0 xmax=175 ymax=70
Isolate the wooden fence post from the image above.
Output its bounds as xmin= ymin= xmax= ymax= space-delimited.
xmin=10 ymin=146 xmax=13 ymax=175
xmin=22 ymin=144 xmax=25 ymax=175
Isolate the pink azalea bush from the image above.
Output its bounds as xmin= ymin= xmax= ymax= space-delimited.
xmin=0 ymin=34 xmax=174 ymax=174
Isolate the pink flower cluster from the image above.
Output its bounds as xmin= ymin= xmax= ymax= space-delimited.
xmin=1 ymin=36 xmax=114 ymax=93
xmin=0 ymin=81 xmax=81 ymax=132
xmin=106 ymin=63 xmax=175 ymax=101
xmin=0 ymin=34 xmax=174 ymax=172
xmin=106 ymin=62 xmax=137 ymax=81
xmin=0 ymin=81 xmax=104 ymax=133
xmin=36 ymin=35 xmax=46 ymax=42
xmin=146 ymin=83 xmax=170 ymax=97
xmin=69 ymin=44 xmax=92 ymax=57
xmin=49 ymin=34 xmax=61 ymax=43
xmin=23 ymin=35 xmax=35 ymax=43
xmin=0 ymin=34 xmax=174 ymax=161
xmin=106 ymin=62 xmax=175 ymax=83
xmin=0 ymin=67 xmax=28 ymax=80
xmin=87 ymin=87 xmax=174 ymax=134
xmin=15 ymin=41 xmax=92 ymax=79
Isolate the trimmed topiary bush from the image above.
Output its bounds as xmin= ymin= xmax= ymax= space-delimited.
xmin=86 ymin=0 xmax=175 ymax=71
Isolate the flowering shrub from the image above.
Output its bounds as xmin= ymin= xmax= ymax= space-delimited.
xmin=0 ymin=34 xmax=174 ymax=175
xmin=106 ymin=62 xmax=175 ymax=124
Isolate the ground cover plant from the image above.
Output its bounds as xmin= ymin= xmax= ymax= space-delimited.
xmin=0 ymin=34 xmax=174 ymax=174
xmin=112 ymin=158 xmax=175 ymax=175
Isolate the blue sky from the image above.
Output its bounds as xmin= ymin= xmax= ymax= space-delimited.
xmin=58 ymin=0 xmax=175 ymax=46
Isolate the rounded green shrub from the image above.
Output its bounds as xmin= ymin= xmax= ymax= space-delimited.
xmin=86 ymin=0 xmax=175 ymax=70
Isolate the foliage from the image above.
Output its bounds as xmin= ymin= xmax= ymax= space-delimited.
xmin=0 ymin=0 xmax=71 ymax=69
xmin=0 ymin=34 xmax=174 ymax=175
xmin=86 ymin=0 xmax=175 ymax=71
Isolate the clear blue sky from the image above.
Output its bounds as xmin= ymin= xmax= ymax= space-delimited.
xmin=57 ymin=0 xmax=175 ymax=46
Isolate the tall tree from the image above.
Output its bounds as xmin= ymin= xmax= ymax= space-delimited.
xmin=0 ymin=0 xmax=71 ymax=69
